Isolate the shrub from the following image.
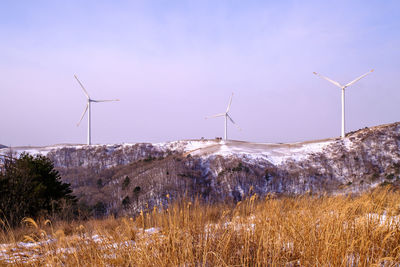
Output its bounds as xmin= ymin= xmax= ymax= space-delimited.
xmin=231 ymin=163 xmax=243 ymax=172
xmin=144 ymin=156 xmax=156 ymax=162
xmin=122 ymin=176 xmax=130 ymax=190
xmin=122 ymin=196 xmax=130 ymax=209
xmin=0 ymin=153 xmax=76 ymax=226
xmin=93 ymin=201 xmax=107 ymax=217
xmin=133 ymin=186 xmax=141 ymax=204
xmin=265 ymin=171 xmax=271 ymax=182
xmin=386 ymin=173 xmax=395 ymax=180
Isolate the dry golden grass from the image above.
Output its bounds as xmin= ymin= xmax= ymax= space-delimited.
xmin=1 ymin=187 xmax=400 ymax=266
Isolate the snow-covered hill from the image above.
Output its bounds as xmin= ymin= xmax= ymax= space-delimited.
xmin=2 ymin=122 xmax=400 ymax=214
xmin=0 ymin=137 xmax=336 ymax=168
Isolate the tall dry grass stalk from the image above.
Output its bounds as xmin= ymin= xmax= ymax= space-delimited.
xmin=1 ymin=187 xmax=400 ymax=266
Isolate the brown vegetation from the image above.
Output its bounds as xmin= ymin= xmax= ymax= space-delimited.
xmin=39 ymin=122 xmax=400 ymax=217
xmin=1 ymin=186 xmax=400 ymax=266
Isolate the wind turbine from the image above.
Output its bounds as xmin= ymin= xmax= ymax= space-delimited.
xmin=313 ymin=69 xmax=373 ymax=139
xmin=206 ymin=93 xmax=241 ymax=140
xmin=74 ymin=75 xmax=119 ymax=145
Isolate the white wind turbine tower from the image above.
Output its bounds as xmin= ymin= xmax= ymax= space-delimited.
xmin=74 ymin=75 xmax=119 ymax=145
xmin=313 ymin=69 xmax=374 ymax=139
xmin=206 ymin=93 xmax=241 ymax=140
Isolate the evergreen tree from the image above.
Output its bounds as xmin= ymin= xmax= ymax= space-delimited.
xmin=0 ymin=153 xmax=76 ymax=226
xmin=122 ymin=176 xmax=130 ymax=190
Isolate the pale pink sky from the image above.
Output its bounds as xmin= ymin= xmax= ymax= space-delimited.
xmin=1 ymin=1 xmax=399 ymax=146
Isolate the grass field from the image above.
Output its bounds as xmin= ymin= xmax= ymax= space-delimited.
xmin=1 ymin=187 xmax=400 ymax=266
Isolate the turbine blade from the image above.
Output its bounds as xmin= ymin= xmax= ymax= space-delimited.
xmin=77 ymin=104 xmax=88 ymax=126
xmin=74 ymin=75 xmax=90 ymax=99
xmin=205 ymin=113 xmax=225 ymax=119
xmin=226 ymin=93 xmax=234 ymax=113
xmin=227 ymin=114 xmax=235 ymax=124
xmin=345 ymin=69 xmax=374 ymax=87
xmin=227 ymin=114 xmax=241 ymax=131
xmin=313 ymin=72 xmax=343 ymax=88
xmin=92 ymin=99 xmax=120 ymax=103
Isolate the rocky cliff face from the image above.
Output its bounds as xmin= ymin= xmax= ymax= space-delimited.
xmin=2 ymin=122 xmax=400 ymax=215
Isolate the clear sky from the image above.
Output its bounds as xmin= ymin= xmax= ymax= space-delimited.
xmin=1 ymin=0 xmax=399 ymax=146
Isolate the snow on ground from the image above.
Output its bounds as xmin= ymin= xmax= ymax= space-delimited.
xmin=0 ymin=138 xmax=339 ymax=166
xmin=183 ymin=139 xmax=336 ymax=165
xmin=342 ymin=138 xmax=354 ymax=150
xmin=362 ymin=213 xmax=400 ymax=226
xmin=2 ymin=211 xmax=398 ymax=264
xmin=0 ymin=228 xmax=160 ymax=264
xmin=0 ymin=239 xmax=55 ymax=264
xmin=0 ymin=144 xmax=85 ymax=157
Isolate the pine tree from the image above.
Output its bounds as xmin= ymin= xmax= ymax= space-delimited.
xmin=0 ymin=153 xmax=76 ymax=226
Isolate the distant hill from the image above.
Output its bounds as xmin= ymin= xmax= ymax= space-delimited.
xmin=0 ymin=144 xmax=7 ymax=149
xmin=2 ymin=122 xmax=400 ymax=216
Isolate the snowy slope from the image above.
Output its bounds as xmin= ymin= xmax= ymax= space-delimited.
xmin=3 ymin=122 xmax=400 ymax=214
xmin=1 ymin=121 xmax=399 ymax=172
xmin=0 ymin=138 xmax=336 ymax=167
xmin=182 ymin=139 xmax=335 ymax=165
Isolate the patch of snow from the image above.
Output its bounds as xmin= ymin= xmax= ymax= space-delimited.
xmin=91 ymin=234 xmax=102 ymax=243
xmin=144 ymin=227 xmax=160 ymax=234
xmin=342 ymin=138 xmax=353 ymax=150
xmin=187 ymin=140 xmax=336 ymax=166
xmin=183 ymin=140 xmax=220 ymax=153
xmin=364 ymin=213 xmax=400 ymax=226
